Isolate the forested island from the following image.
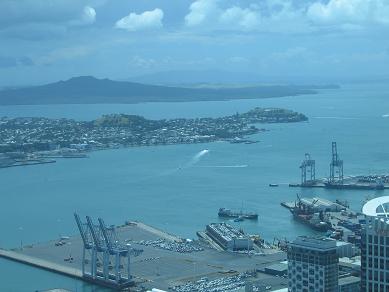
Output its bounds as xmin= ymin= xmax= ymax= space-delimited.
xmin=0 ymin=107 xmax=307 ymax=167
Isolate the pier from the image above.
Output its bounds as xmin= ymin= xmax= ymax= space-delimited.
xmin=281 ymin=196 xmax=364 ymax=243
xmin=0 ymin=221 xmax=288 ymax=291
xmin=0 ymin=248 xmax=82 ymax=278
xmin=288 ymin=178 xmax=389 ymax=190
xmin=290 ymin=142 xmax=389 ymax=190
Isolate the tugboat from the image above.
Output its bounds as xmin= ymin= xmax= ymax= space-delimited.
xmin=218 ymin=208 xmax=258 ymax=220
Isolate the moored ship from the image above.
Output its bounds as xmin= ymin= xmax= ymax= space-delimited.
xmin=291 ymin=210 xmax=331 ymax=232
xmin=218 ymin=208 xmax=258 ymax=220
xmin=289 ymin=195 xmax=331 ymax=232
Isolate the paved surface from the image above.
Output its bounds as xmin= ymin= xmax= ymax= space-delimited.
xmin=0 ymin=222 xmax=288 ymax=291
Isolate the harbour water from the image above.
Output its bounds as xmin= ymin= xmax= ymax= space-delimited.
xmin=1 ymin=82 xmax=389 ymax=291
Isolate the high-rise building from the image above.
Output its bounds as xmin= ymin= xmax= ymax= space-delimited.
xmin=361 ymin=196 xmax=389 ymax=291
xmin=287 ymin=236 xmax=339 ymax=292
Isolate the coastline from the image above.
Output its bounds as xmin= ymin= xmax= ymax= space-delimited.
xmin=0 ymin=107 xmax=307 ymax=169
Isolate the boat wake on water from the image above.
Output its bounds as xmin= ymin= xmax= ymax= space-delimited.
xmin=177 ymin=149 xmax=210 ymax=170
xmin=128 ymin=150 xmax=211 ymax=180
xmin=194 ymin=165 xmax=248 ymax=168
xmin=191 ymin=149 xmax=209 ymax=163
xmin=313 ymin=116 xmax=360 ymax=120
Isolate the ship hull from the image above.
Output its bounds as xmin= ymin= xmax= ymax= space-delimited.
xmin=291 ymin=210 xmax=330 ymax=232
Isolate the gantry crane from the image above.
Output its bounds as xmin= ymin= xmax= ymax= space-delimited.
xmin=98 ymin=218 xmax=143 ymax=285
xmin=74 ymin=213 xmax=143 ymax=289
xmin=329 ymin=142 xmax=343 ymax=184
xmin=74 ymin=213 xmax=94 ymax=277
xmin=86 ymin=216 xmax=107 ymax=279
xmin=300 ymin=153 xmax=316 ymax=186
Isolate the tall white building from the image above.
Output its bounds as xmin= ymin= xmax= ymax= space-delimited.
xmin=287 ymin=236 xmax=339 ymax=292
xmin=361 ymin=196 xmax=389 ymax=291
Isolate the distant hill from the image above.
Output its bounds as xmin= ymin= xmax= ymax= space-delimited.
xmin=129 ymin=69 xmax=263 ymax=85
xmin=128 ymin=69 xmax=344 ymax=86
xmin=0 ymin=76 xmax=335 ymax=105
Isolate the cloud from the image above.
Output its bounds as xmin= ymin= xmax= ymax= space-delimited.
xmin=228 ymin=56 xmax=249 ymax=63
xmin=81 ymin=6 xmax=97 ymax=25
xmin=0 ymin=56 xmax=34 ymax=68
xmin=36 ymin=46 xmax=92 ymax=66
xmin=307 ymin=0 xmax=389 ymax=26
xmin=270 ymin=47 xmax=312 ymax=61
xmin=185 ymin=0 xmax=261 ymax=31
xmin=0 ymin=1 xmax=97 ymax=27
xmin=184 ymin=0 xmax=389 ymax=33
xmin=0 ymin=23 xmax=68 ymax=40
xmin=220 ymin=6 xmax=260 ymax=30
xmin=115 ymin=9 xmax=164 ymax=32
xmin=0 ymin=0 xmax=97 ymax=40
xmin=129 ymin=55 xmax=157 ymax=69
xmin=185 ymin=0 xmax=220 ymax=27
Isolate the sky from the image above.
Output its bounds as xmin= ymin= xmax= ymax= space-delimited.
xmin=0 ymin=0 xmax=388 ymax=86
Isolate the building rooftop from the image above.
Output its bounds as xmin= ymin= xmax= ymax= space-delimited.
xmin=265 ymin=263 xmax=288 ymax=273
xmin=207 ymin=223 xmax=247 ymax=241
xmin=338 ymin=276 xmax=360 ymax=286
xmin=339 ymin=256 xmax=361 ymax=267
xmin=362 ymin=196 xmax=389 ymax=217
xmin=336 ymin=240 xmax=352 ymax=247
xmin=290 ymin=236 xmax=337 ymax=250
xmin=301 ymin=197 xmax=337 ymax=207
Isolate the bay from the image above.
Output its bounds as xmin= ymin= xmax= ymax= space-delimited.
xmin=0 ymin=83 xmax=388 ymax=291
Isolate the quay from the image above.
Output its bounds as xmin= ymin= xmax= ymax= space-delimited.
xmin=0 ymin=248 xmax=82 ymax=278
xmin=0 ymin=159 xmax=56 ymax=169
xmin=281 ymin=196 xmax=364 ymax=243
xmin=289 ymin=180 xmax=389 ymax=190
xmin=293 ymin=142 xmax=389 ymax=190
xmin=0 ymin=221 xmax=288 ymax=291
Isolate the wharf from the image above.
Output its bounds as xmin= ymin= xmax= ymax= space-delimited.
xmin=0 ymin=159 xmax=56 ymax=168
xmin=0 ymin=221 xmax=287 ymax=291
xmin=289 ymin=176 xmax=389 ymax=190
xmin=281 ymin=197 xmax=364 ymax=240
xmin=289 ymin=181 xmax=389 ymax=190
xmin=0 ymin=248 xmax=81 ymax=278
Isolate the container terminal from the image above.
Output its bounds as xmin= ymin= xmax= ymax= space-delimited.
xmin=0 ymin=217 xmax=289 ymax=291
xmin=288 ymin=141 xmax=389 ymax=190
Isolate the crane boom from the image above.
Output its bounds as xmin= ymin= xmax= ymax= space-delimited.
xmin=86 ymin=216 xmax=104 ymax=251
xmin=98 ymin=218 xmax=114 ymax=252
xmin=74 ymin=213 xmax=92 ymax=248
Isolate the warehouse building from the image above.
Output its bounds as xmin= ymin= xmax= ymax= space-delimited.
xmin=205 ymin=223 xmax=253 ymax=251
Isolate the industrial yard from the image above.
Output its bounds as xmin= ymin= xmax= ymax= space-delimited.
xmin=281 ymin=195 xmax=364 ymax=246
xmin=289 ymin=142 xmax=389 ymax=190
xmin=0 ymin=220 xmax=288 ymax=291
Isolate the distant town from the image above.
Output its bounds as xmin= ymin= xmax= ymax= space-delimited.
xmin=0 ymin=107 xmax=307 ymax=167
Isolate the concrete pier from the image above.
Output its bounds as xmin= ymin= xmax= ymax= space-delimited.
xmin=0 ymin=248 xmax=82 ymax=278
xmin=0 ymin=221 xmax=288 ymax=291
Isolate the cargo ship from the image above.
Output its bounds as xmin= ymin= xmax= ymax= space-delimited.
xmin=218 ymin=208 xmax=258 ymax=220
xmin=291 ymin=210 xmax=331 ymax=232
xmin=289 ymin=195 xmax=331 ymax=232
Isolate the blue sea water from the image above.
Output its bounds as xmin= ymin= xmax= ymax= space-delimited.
xmin=0 ymin=83 xmax=389 ymax=291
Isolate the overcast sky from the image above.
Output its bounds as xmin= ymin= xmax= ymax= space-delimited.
xmin=0 ymin=0 xmax=388 ymax=86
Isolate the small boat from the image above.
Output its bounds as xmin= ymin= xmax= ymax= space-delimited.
xmin=234 ymin=216 xmax=244 ymax=222
xmin=269 ymin=183 xmax=279 ymax=187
